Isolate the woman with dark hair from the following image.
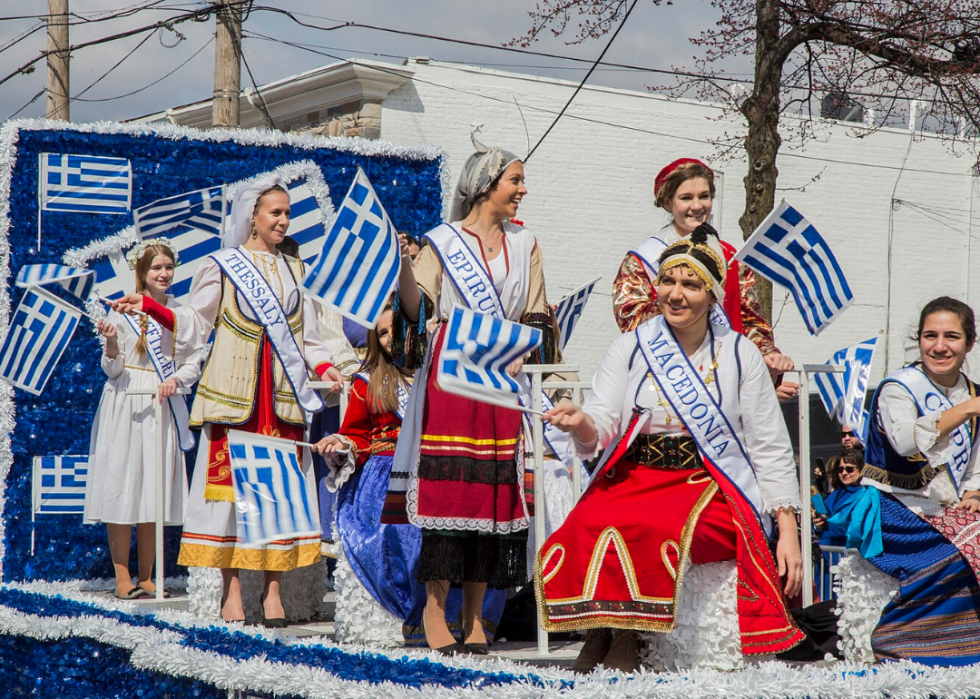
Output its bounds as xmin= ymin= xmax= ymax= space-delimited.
xmin=612 ymin=158 xmax=798 ymax=400
xmin=389 ymin=137 xmax=561 ymax=654
xmin=539 ymin=224 xmax=805 ymax=672
xmin=847 ymin=295 xmax=980 ymax=664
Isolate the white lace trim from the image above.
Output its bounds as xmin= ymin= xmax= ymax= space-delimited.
xmin=763 ymin=497 xmax=803 ymax=516
xmin=405 ymin=408 xmax=531 ymax=535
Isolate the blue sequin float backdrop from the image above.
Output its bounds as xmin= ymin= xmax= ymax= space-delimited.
xmin=2 ymin=124 xmax=444 ymax=582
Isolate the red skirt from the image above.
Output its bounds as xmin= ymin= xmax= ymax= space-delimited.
xmin=388 ymin=323 xmax=529 ymax=532
xmin=536 ymin=432 xmax=803 ymax=655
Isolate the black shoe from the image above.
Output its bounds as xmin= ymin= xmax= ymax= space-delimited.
xmin=422 ymin=617 xmax=461 ymax=655
xmin=464 ymin=642 xmax=490 ymax=655
xmin=260 ymin=592 xmax=287 ymax=629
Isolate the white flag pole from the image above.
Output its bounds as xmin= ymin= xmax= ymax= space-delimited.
xmin=37 ymin=154 xmax=43 ymax=249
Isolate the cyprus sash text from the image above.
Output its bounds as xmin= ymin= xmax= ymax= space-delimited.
xmin=886 ymin=365 xmax=974 ymax=494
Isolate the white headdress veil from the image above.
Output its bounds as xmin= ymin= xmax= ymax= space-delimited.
xmin=222 ymin=173 xmax=288 ymax=249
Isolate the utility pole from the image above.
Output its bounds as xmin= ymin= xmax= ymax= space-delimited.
xmin=45 ymin=0 xmax=70 ymax=121
xmin=212 ymin=0 xmax=242 ymax=128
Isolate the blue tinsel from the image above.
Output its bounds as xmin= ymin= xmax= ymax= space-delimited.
xmin=0 ymin=588 xmax=570 ymax=691
xmin=4 ymin=127 xmax=444 ymax=582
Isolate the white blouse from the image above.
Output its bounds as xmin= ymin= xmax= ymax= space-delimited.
xmin=575 ymin=325 xmax=802 ymax=515
xmin=170 ymin=249 xmax=333 ymax=371
xmin=875 ymin=374 xmax=980 ymax=508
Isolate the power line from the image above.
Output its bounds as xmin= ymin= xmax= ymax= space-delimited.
xmin=72 ymin=31 xmax=155 ymax=103
xmin=525 ymin=0 xmax=639 ymax=160
xmin=73 ymin=35 xmax=213 ymax=103
xmin=0 ymin=1 xmax=247 ymax=88
xmin=250 ymin=31 xmax=974 ymax=178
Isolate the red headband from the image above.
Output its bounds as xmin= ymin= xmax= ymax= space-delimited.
xmin=654 ymin=158 xmax=711 ymax=198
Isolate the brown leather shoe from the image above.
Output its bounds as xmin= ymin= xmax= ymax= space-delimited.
xmin=602 ymin=629 xmax=641 ymax=673
xmin=571 ymin=627 xmax=612 ymax=674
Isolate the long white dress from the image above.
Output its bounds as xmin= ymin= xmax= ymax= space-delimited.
xmin=175 ymin=251 xmax=332 ymax=570
xmin=83 ymin=301 xmax=202 ymax=526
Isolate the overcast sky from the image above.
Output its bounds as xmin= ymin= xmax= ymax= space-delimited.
xmin=0 ymin=0 xmax=746 ymax=123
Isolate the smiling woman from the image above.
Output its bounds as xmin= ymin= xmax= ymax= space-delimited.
xmin=538 ymin=223 xmax=805 ymax=673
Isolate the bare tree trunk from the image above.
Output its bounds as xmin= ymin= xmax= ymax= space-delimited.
xmin=212 ymin=0 xmax=242 ymax=128
xmin=45 ymin=0 xmax=70 ymax=121
xmin=738 ymin=0 xmax=784 ymax=320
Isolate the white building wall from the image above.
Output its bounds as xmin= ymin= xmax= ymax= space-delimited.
xmin=379 ymin=59 xmax=980 ymax=385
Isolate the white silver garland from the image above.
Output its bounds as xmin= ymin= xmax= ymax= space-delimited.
xmin=10 ymin=579 xmax=980 ymax=698
xmin=0 ymin=122 xmax=22 ymax=579
xmin=833 ymin=554 xmax=898 ymax=664
xmin=331 ymin=539 xmax=403 ymax=647
xmin=641 ymin=560 xmax=742 ymax=672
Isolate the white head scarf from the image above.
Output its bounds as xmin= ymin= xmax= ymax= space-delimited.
xmin=450 ymin=131 xmax=520 ymax=222
xmin=222 ymin=173 xmax=288 ymax=249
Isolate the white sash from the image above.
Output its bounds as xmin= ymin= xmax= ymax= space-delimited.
xmin=630 ymin=236 xmax=730 ymax=328
xmin=636 ymin=316 xmax=765 ymax=526
xmin=353 ymin=371 xmax=412 ymax=421
xmin=423 ymin=225 xmax=573 ymax=465
xmin=122 ymin=313 xmax=195 ymax=452
xmin=423 ymin=224 xmax=506 ymax=317
xmin=886 ymin=366 xmax=974 ymax=494
xmin=211 ymin=248 xmax=324 ymax=413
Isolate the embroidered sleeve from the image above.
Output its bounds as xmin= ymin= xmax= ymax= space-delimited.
xmin=337 ymin=379 xmax=374 ymax=467
xmin=612 ymin=254 xmax=660 ymax=333
xmin=738 ymin=264 xmax=778 ymax=356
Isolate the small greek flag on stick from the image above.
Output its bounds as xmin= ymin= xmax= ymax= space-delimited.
xmin=735 ymin=202 xmax=853 ymax=335
xmin=39 ymin=153 xmax=131 ymax=214
xmin=302 ymin=169 xmax=400 ymax=328
xmin=0 ymin=286 xmax=82 ymax=395
xmin=15 ymin=264 xmax=94 ymax=303
xmin=133 ymin=185 xmax=226 ymax=240
xmin=814 ymin=336 xmax=878 ymax=433
xmin=228 ymin=430 xmax=319 ymax=545
xmin=555 ymin=277 xmax=599 ymax=352
xmin=32 ymin=455 xmax=88 ymax=515
xmin=437 ymin=307 xmax=542 ymax=410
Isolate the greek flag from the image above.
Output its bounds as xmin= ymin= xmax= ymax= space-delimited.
xmin=0 ymin=286 xmax=82 ymax=395
xmin=228 ymin=430 xmax=319 ymax=545
xmin=15 ymin=264 xmax=94 ymax=302
xmin=437 ymin=307 xmax=542 ymax=409
xmin=39 ymin=153 xmax=131 ymax=214
xmin=32 ymin=455 xmax=88 ymax=515
xmin=91 ymin=178 xmax=327 ymax=303
xmin=814 ymin=337 xmax=878 ymax=432
xmin=302 ymin=169 xmax=400 ymax=328
xmin=555 ymin=277 xmax=599 ymax=352
xmin=735 ymin=202 xmax=853 ymax=335
xmin=133 ymin=186 xmax=225 ymax=240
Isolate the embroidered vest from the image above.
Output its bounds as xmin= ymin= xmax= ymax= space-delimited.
xmin=864 ymin=364 xmax=979 ymax=494
xmin=190 ymin=255 xmax=308 ymax=428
